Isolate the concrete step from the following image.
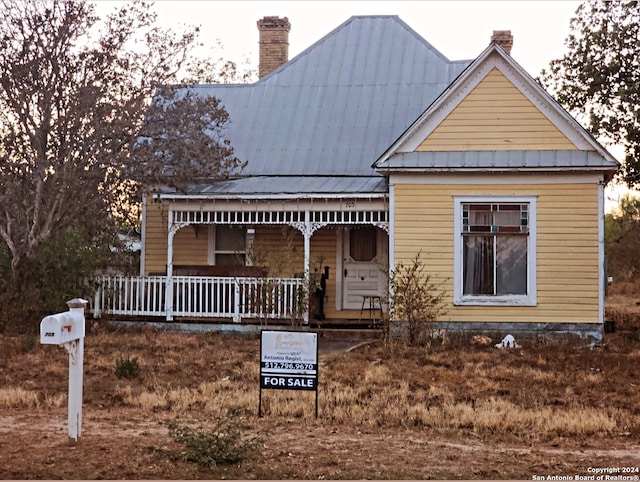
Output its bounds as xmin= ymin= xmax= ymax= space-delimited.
xmin=317 ymin=328 xmax=383 ymax=341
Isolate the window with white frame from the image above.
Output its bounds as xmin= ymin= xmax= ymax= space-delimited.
xmin=453 ymin=197 xmax=536 ymax=306
xmin=208 ymin=225 xmax=248 ymax=266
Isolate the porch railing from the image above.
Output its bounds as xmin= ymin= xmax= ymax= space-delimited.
xmin=93 ymin=275 xmax=305 ymax=322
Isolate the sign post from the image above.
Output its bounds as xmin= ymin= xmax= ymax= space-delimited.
xmin=259 ymin=330 xmax=318 ymax=418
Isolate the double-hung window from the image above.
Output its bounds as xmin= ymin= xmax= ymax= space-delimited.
xmin=453 ymin=196 xmax=536 ymax=306
xmin=208 ymin=225 xmax=247 ymax=266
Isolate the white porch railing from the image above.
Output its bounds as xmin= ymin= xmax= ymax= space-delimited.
xmin=93 ymin=275 xmax=305 ymax=322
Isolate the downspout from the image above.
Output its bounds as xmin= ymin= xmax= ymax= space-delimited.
xmin=598 ymin=180 xmax=605 ymax=331
xmin=139 ymin=194 xmax=147 ymax=276
xmin=388 ymin=183 xmax=396 ymax=321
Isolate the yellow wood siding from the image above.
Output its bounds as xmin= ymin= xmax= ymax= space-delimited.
xmin=244 ymin=226 xmax=350 ymax=319
xmin=144 ymin=200 xmax=208 ymax=272
xmin=173 ymin=227 xmax=209 ymax=265
xmin=417 ymin=68 xmax=578 ymax=151
xmin=143 ymin=198 xmax=168 ymax=275
xmin=393 ymin=182 xmax=600 ymax=324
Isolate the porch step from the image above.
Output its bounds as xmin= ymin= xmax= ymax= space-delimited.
xmin=316 ymin=328 xmax=383 ymax=342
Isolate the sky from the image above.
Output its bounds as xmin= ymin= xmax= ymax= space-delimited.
xmin=95 ymin=0 xmax=582 ymax=75
xmin=146 ymin=0 xmax=582 ymax=76
xmin=93 ymin=0 xmax=630 ymax=209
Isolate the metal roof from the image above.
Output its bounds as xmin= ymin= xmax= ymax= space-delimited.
xmin=378 ymin=150 xmax=620 ymax=171
xmin=168 ymin=176 xmax=388 ymax=198
xmin=163 ymin=16 xmax=617 ymax=198
xmin=191 ymin=15 xmax=471 ymax=186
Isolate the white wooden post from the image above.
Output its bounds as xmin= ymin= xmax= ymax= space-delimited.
xmin=63 ymin=299 xmax=86 ymax=444
xmin=93 ymin=284 xmax=101 ymax=318
xmin=233 ymin=279 xmax=241 ymax=322
xmin=165 ymin=210 xmax=175 ymax=321
xmin=40 ymin=298 xmax=87 ymax=444
xmin=291 ymin=211 xmax=324 ymax=325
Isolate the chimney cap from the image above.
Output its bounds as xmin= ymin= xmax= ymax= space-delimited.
xmin=491 ymin=30 xmax=513 ymax=54
xmin=257 ymin=16 xmax=291 ymax=31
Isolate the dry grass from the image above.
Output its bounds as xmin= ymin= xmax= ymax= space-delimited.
xmin=0 ymin=387 xmax=66 ymax=409
xmin=1 ymin=321 xmax=640 ymax=480
xmin=1 ymin=324 xmax=639 ymax=447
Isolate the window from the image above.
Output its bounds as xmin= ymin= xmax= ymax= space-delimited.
xmin=454 ymin=197 xmax=536 ymax=306
xmin=349 ymin=226 xmax=377 ymax=262
xmin=209 ymin=225 xmax=247 ymax=266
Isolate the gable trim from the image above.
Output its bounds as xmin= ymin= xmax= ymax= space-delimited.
xmin=400 ymin=57 xmax=589 ymax=152
xmin=374 ymin=44 xmax=619 ymax=170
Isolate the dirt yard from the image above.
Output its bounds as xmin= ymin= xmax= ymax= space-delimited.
xmin=0 ymin=306 xmax=639 ymax=479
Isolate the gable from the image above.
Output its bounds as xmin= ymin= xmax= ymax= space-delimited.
xmin=375 ymin=44 xmax=619 ymax=175
xmin=416 ymin=68 xmax=578 ymax=151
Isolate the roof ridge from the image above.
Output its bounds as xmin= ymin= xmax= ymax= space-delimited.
xmin=257 ymin=15 xmax=461 ymax=83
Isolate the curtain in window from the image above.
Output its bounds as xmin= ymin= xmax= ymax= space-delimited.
xmin=463 ymin=235 xmax=494 ymax=295
xmin=350 ymin=227 xmax=377 ymax=262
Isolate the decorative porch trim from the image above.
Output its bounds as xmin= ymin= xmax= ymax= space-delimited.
xmin=171 ymin=207 xmax=389 ymax=230
xmin=162 ymin=199 xmax=389 ymax=322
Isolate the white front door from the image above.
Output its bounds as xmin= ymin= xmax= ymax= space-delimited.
xmin=342 ymin=226 xmax=387 ymax=310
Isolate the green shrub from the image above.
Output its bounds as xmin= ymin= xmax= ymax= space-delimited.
xmin=115 ymin=355 xmax=140 ymax=378
xmin=165 ymin=415 xmax=262 ymax=467
xmin=388 ymin=251 xmax=448 ymax=345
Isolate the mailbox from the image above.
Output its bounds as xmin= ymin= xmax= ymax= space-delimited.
xmin=40 ymin=310 xmax=85 ymax=345
xmin=39 ymin=298 xmax=87 ymax=443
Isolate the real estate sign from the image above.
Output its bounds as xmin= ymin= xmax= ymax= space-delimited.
xmin=259 ymin=330 xmax=318 ymax=417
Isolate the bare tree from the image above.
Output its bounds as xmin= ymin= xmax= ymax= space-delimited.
xmin=0 ymin=0 xmax=243 ymax=275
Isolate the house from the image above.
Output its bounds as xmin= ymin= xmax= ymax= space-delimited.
xmin=94 ymin=15 xmax=618 ymax=339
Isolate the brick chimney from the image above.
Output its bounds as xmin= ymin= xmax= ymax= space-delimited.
xmin=257 ymin=16 xmax=291 ymax=78
xmin=491 ymin=30 xmax=513 ymax=54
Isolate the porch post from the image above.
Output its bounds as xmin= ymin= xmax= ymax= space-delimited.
xmin=290 ymin=211 xmax=329 ymax=324
xmin=165 ymin=210 xmax=175 ymax=322
xmin=303 ymin=214 xmax=311 ymax=276
xmin=303 ymin=212 xmax=312 ymax=324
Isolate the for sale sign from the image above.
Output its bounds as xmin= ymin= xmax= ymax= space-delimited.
xmin=259 ymin=330 xmax=319 ymax=417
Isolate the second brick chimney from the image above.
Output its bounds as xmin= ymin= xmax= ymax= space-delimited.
xmin=491 ymin=30 xmax=513 ymax=54
xmin=257 ymin=16 xmax=291 ymax=78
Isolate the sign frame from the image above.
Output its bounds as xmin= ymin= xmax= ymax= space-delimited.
xmin=259 ymin=330 xmax=319 ymax=418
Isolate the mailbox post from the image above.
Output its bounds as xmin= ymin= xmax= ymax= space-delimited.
xmin=40 ymin=298 xmax=88 ymax=443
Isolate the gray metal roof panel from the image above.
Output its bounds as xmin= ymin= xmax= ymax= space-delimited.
xmin=182 ymin=176 xmax=388 ymax=196
xmin=191 ymin=16 xmax=471 ymax=179
xmin=380 ymin=150 xmax=620 ymax=170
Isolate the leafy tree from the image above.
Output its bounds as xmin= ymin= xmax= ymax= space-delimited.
xmin=605 ymin=194 xmax=640 ymax=280
xmin=539 ymin=0 xmax=639 ymax=186
xmin=0 ymin=0 xmax=246 ymax=330
xmin=0 ymin=226 xmax=122 ymax=333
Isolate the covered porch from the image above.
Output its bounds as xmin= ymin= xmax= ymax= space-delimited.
xmin=95 ymin=194 xmax=389 ymax=324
